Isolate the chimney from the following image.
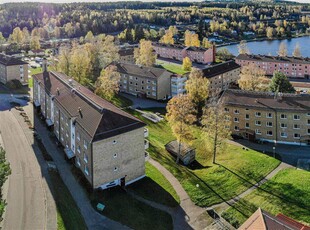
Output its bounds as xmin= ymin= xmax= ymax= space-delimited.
xmin=42 ymin=58 xmax=48 ymax=72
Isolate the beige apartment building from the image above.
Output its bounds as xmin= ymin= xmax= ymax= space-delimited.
xmin=202 ymin=61 xmax=241 ymax=96
xmin=118 ymin=48 xmax=135 ymax=64
xmin=220 ymin=89 xmax=310 ymax=145
xmin=0 ymin=53 xmax=28 ymax=85
xmin=113 ymin=62 xmax=172 ymax=100
xmin=33 ymin=64 xmax=147 ymax=189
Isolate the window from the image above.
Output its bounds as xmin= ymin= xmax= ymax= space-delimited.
xmin=307 ymin=113 xmax=310 ymax=116
xmin=83 ymin=140 xmax=88 ymax=149
xmin=84 ymin=165 xmax=89 ymax=175
xmin=152 ymin=92 xmax=156 ymax=96
xmin=308 ymin=129 xmax=310 ymax=134
xmin=76 ymin=157 xmax=81 ymax=167
xmin=224 ymin=108 xmax=229 ymax=112
xmin=77 ymin=132 xmax=80 ymax=141
xmin=114 ymin=153 xmax=117 ymax=158
xmin=280 ymin=114 xmax=287 ymax=119
xmin=266 ymin=122 xmax=273 ymax=127
xmin=66 ymin=132 xmax=69 ymax=138
xmin=293 ymin=114 xmax=300 ymax=120
xmin=266 ymin=130 xmax=273 ymax=136
xmin=255 ymin=112 xmax=261 ymax=117
xmin=72 ymin=133 xmax=74 ymax=139
xmin=308 ymin=119 xmax=310 ymax=125
xmin=234 ymin=109 xmax=239 ymax=114
xmin=84 ymin=152 xmax=88 ymax=163
xmin=280 ymin=123 xmax=287 ymax=128
xmin=234 ymin=126 xmax=239 ymax=131
xmin=245 ymin=123 xmax=250 ymax=128
xmin=280 ymin=132 xmax=287 ymax=138
xmin=266 ymin=113 xmax=272 ymax=118
xmin=114 ymin=167 xmax=118 ymax=172
xmin=234 ymin=117 xmax=239 ymax=123
xmin=293 ymin=124 xmax=300 ymax=129
xmin=294 ymin=133 xmax=300 ymax=139
xmin=255 ymin=120 xmax=261 ymax=126
xmin=77 ymin=146 xmax=81 ymax=153
xmin=255 ymin=129 xmax=261 ymax=135
xmin=245 ymin=114 xmax=250 ymax=120
xmin=113 ymin=140 xmax=117 ymax=144
xmin=225 ymin=125 xmax=230 ymax=129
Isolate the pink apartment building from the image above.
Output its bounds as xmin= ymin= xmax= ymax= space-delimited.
xmin=236 ymin=54 xmax=310 ymax=79
xmin=153 ymin=43 xmax=215 ymax=64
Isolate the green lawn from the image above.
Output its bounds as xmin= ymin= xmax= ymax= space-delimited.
xmin=156 ymin=60 xmax=189 ymax=75
xmin=29 ymin=67 xmax=43 ymax=76
xmin=128 ymin=108 xmax=280 ymax=207
xmin=91 ymin=187 xmax=173 ymax=230
xmin=222 ymin=168 xmax=310 ymax=228
xmin=49 ymin=170 xmax=87 ymax=230
xmin=129 ymin=162 xmax=180 ymax=207
xmin=110 ymin=94 xmax=133 ymax=108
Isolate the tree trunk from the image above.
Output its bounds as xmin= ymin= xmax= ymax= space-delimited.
xmin=177 ymin=140 xmax=181 ymax=164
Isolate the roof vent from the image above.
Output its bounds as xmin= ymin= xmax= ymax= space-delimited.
xmin=68 ymin=79 xmax=74 ymax=86
xmin=78 ymin=107 xmax=83 ymax=118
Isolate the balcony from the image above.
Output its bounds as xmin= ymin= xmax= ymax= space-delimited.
xmin=144 ymin=139 xmax=149 ymax=150
xmin=144 ymin=128 xmax=149 ymax=138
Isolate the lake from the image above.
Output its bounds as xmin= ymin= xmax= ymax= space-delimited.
xmin=220 ymin=36 xmax=310 ymax=57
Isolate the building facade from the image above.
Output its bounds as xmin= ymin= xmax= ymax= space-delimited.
xmin=202 ymin=61 xmax=241 ymax=96
xmin=235 ymin=54 xmax=310 ymax=79
xmin=220 ymin=89 xmax=310 ymax=145
xmin=118 ymin=48 xmax=135 ymax=64
xmin=0 ymin=54 xmax=28 ymax=85
xmin=113 ymin=62 xmax=172 ymax=100
xmin=33 ymin=65 xmax=147 ymax=189
xmin=171 ymin=74 xmax=187 ymax=97
xmin=153 ymin=43 xmax=216 ymax=64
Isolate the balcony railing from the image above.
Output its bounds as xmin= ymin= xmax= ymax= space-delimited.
xmin=144 ymin=139 xmax=149 ymax=150
xmin=144 ymin=128 xmax=149 ymax=138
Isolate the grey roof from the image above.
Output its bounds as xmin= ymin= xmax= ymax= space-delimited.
xmin=0 ymin=54 xmax=27 ymax=66
xmin=202 ymin=61 xmax=240 ymax=78
xmin=33 ymin=71 xmax=145 ymax=141
xmin=153 ymin=42 xmax=209 ymax=52
xmin=236 ymin=54 xmax=310 ymax=64
xmin=165 ymin=140 xmax=195 ymax=157
xmin=113 ymin=62 xmax=172 ymax=79
xmin=118 ymin=48 xmax=134 ymax=56
xmin=220 ymin=89 xmax=310 ymax=112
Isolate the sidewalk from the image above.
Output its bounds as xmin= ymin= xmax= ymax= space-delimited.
xmin=24 ymin=104 xmax=130 ymax=230
xmin=148 ymin=158 xmax=209 ymax=230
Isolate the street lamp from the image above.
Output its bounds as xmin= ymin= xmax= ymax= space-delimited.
xmin=273 ymin=146 xmax=276 ymax=158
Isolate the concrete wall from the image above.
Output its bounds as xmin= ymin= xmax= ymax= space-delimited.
xmin=0 ymin=64 xmax=28 ymax=84
xmin=92 ymin=127 xmax=145 ymax=189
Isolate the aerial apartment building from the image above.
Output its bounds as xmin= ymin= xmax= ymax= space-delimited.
xmin=235 ymin=54 xmax=310 ymax=79
xmin=153 ymin=42 xmax=216 ymax=64
xmin=33 ymin=62 xmax=147 ymax=189
xmin=0 ymin=53 xmax=28 ymax=85
xmin=202 ymin=61 xmax=241 ymax=96
xmin=113 ymin=62 xmax=172 ymax=100
xmin=220 ymin=89 xmax=310 ymax=145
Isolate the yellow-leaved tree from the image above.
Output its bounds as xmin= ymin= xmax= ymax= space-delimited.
xmin=134 ymin=39 xmax=156 ymax=67
xmin=95 ymin=65 xmax=121 ymax=101
xmin=238 ymin=64 xmax=270 ymax=91
xmin=166 ymin=95 xmax=196 ymax=164
xmin=182 ymin=57 xmax=192 ymax=71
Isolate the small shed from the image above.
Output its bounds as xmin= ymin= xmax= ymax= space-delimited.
xmin=165 ymin=140 xmax=196 ymax=165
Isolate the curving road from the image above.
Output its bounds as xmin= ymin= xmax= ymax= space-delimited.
xmin=0 ymin=95 xmax=49 ymax=230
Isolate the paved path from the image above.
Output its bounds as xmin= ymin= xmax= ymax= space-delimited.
xmin=120 ymin=93 xmax=167 ymax=109
xmin=0 ymin=109 xmax=49 ymax=230
xmin=210 ymin=161 xmax=293 ymax=211
xmin=148 ymin=158 xmax=208 ymax=230
xmin=24 ymin=103 xmax=130 ymax=230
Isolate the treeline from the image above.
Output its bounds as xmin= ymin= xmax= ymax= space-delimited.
xmin=0 ymin=1 xmax=308 ymax=40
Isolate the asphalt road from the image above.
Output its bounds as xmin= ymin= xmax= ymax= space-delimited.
xmin=0 ymin=95 xmax=47 ymax=230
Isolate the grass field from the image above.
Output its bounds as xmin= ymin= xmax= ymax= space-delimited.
xmin=129 ymin=162 xmax=180 ymax=207
xmin=128 ymin=108 xmax=280 ymax=207
xmin=91 ymin=187 xmax=173 ymax=230
xmin=49 ymin=170 xmax=87 ymax=230
xmin=222 ymin=168 xmax=310 ymax=228
xmin=156 ymin=60 xmax=189 ymax=75
xmin=110 ymin=94 xmax=133 ymax=108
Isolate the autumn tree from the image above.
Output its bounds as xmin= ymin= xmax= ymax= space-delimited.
xmin=278 ymin=42 xmax=287 ymax=57
xmin=202 ymin=37 xmax=213 ymax=48
xmin=201 ymin=104 xmax=231 ymax=163
xmin=269 ymin=71 xmax=295 ymax=93
xmin=292 ymin=43 xmax=301 ymax=57
xmin=8 ymin=27 xmax=23 ymax=45
xmin=95 ymin=65 xmax=121 ymax=100
xmin=30 ymin=36 xmax=41 ymax=50
xmin=216 ymin=48 xmax=233 ymax=61
xmin=238 ymin=40 xmax=250 ymax=55
xmin=85 ymin=31 xmax=94 ymax=43
xmin=184 ymin=30 xmax=200 ymax=47
xmin=57 ymin=46 xmax=71 ymax=76
xmin=0 ymin=32 xmax=6 ymax=44
xmin=185 ymin=68 xmax=210 ymax=116
xmin=97 ymin=35 xmax=120 ymax=69
xmin=238 ymin=64 xmax=270 ymax=91
xmin=160 ymin=29 xmax=174 ymax=45
xmin=166 ymin=95 xmax=196 ymax=164
xmin=134 ymin=39 xmax=156 ymax=67
xmin=266 ymin=27 xmax=274 ymax=39
xmin=182 ymin=57 xmax=192 ymax=71
xmin=69 ymin=45 xmax=92 ymax=85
